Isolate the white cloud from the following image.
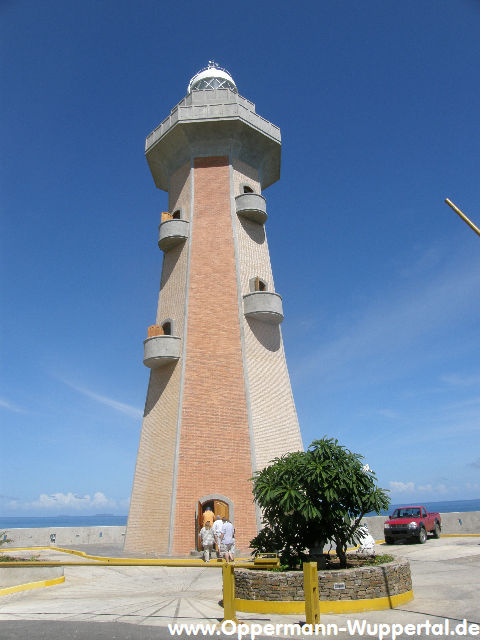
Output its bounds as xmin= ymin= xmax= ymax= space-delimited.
xmin=373 ymin=409 xmax=400 ymax=420
xmin=441 ymin=373 xmax=480 ymax=388
xmin=417 ymin=483 xmax=449 ymax=495
xmin=60 ymin=379 xmax=143 ymax=420
xmin=388 ymin=480 xmax=466 ymax=499
xmin=294 ymin=248 xmax=480 ymax=388
xmin=389 ymin=481 xmax=415 ymax=493
xmin=0 ymin=397 xmax=26 ymax=413
xmin=7 ymin=492 xmax=130 ymax=513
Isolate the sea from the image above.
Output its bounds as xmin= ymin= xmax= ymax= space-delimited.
xmin=367 ymin=498 xmax=480 ymax=517
xmin=0 ymin=514 xmax=127 ymax=529
xmin=1 ymin=498 xmax=480 ymax=529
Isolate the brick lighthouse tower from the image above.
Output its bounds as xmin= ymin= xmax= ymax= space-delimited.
xmin=124 ymin=63 xmax=303 ymax=556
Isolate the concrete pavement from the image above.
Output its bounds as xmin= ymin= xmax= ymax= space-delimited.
xmin=1 ymin=537 xmax=479 ymax=638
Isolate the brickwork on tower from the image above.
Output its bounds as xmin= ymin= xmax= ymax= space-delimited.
xmin=232 ymin=159 xmax=303 ymax=471
xmin=171 ymin=156 xmax=257 ymax=554
xmin=124 ymin=163 xmax=191 ymax=555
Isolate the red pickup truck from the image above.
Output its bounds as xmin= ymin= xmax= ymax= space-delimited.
xmin=384 ymin=506 xmax=441 ymax=544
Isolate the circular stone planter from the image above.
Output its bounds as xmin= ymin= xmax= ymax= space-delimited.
xmin=234 ymin=558 xmax=413 ymax=614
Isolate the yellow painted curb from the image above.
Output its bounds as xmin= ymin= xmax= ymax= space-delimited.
xmin=235 ymin=589 xmax=414 ymax=615
xmin=0 ymin=548 xmax=256 ymax=568
xmin=0 ymin=576 xmax=65 ymax=597
xmin=440 ymin=534 xmax=480 ymax=537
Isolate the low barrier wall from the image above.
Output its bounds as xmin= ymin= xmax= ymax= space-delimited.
xmin=1 ymin=526 xmax=126 ymax=549
xmin=1 ymin=510 xmax=478 ymax=550
xmin=362 ymin=510 xmax=480 ymax=541
xmin=0 ymin=566 xmax=64 ymax=589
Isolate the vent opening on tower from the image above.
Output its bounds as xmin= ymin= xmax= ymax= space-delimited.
xmin=162 ymin=321 xmax=172 ymax=336
xmin=172 ymin=210 xmax=181 ymax=219
xmin=250 ymin=277 xmax=267 ymax=292
xmin=243 ymin=185 xmax=254 ymax=194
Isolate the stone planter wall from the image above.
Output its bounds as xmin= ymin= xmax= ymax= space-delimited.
xmin=235 ymin=558 xmax=411 ymax=602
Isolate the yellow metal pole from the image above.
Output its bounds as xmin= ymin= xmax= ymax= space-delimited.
xmin=445 ymin=198 xmax=480 ymax=238
xmin=303 ymin=561 xmax=321 ymax=625
xmin=221 ymin=563 xmax=238 ymax=624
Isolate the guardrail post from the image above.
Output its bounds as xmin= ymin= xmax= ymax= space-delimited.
xmin=222 ymin=563 xmax=238 ymax=624
xmin=303 ymin=561 xmax=320 ymax=625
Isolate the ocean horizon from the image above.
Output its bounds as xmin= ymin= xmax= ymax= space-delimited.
xmin=368 ymin=497 xmax=480 ymax=517
xmin=1 ymin=498 xmax=480 ymax=529
xmin=0 ymin=514 xmax=128 ymax=529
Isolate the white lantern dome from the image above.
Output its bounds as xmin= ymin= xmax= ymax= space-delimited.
xmin=188 ymin=61 xmax=237 ymax=94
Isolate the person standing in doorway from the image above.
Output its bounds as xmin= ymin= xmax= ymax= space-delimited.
xmin=212 ymin=515 xmax=223 ymax=559
xmin=202 ymin=506 xmax=215 ymax=527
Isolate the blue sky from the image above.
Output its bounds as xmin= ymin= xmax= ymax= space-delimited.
xmin=1 ymin=0 xmax=479 ymax=516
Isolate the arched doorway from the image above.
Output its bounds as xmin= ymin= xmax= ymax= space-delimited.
xmin=196 ymin=496 xmax=231 ymax=550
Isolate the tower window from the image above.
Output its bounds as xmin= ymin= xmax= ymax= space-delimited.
xmin=243 ymin=185 xmax=254 ymax=194
xmin=250 ymin=276 xmax=267 ymax=292
xmin=162 ymin=321 xmax=172 ymax=336
xmin=172 ymin=210 xmax=181 ymax=219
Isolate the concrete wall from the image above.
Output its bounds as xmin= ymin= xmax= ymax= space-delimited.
xmin=0 ymin=566 xmax=64 ymax=588
xmin=1 ymin=526 xmax=126 ymax=549
xmin=362 ymin=511 xmax=480 ymax=541
xmin=1 ymin=511 xmax=478 ymax=551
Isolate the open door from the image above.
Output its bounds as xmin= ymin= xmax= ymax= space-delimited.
xmin=213 ymin=499 xmax=229 ymax=520
xmin=195 ymin=501 xmax=202 ymax=550
xmin=196 ymin=498 xmax=230 ymax=550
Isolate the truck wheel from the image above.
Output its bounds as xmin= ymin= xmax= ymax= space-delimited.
xmin=418 ymin=527 xmax=427 ymax=544
xmin=432 ymin=523 xmax=441 ymax=539
xmin=385 ymin=537 xmax=394 ymax=545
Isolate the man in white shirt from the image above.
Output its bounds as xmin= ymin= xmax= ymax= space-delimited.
xmin=212 ymin=515 xmax=223 ymax=559
xmin=221 ymin=517 xmax=235 ymax=562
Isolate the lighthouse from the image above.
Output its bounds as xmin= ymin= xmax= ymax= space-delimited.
xmin=124 ymin=63 xmax=303 ymax=556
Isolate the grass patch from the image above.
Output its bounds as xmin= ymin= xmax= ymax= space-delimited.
xmin=361 ymin=554 xmax=394 ymax=566
xmin=0 ymin=555 xmax=40 ymax=562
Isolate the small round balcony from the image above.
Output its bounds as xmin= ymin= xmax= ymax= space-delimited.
xmin=243 ymin=291 xmax=283 ymax=324
xmin=143 ymin=335 xmax=181 ymax=368
xmin=158 ymin=219 xmax=189 ymax=251
xmin=235 ymin=193 xmax=267 ymax=224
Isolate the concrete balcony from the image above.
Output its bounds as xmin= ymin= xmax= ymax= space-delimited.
xmin=158 ymin=219 xmax=189 ymax=251
xmin=143 ymin=335 xmax=181 ymax=368
xmin=243 ymin=291 xmax=283 ymax=324
xmin=235 ymin=193 xmax=267 ymax=224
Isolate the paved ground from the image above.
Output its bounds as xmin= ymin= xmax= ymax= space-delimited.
xmin=1 ymin=538 xmax=479 ymax=639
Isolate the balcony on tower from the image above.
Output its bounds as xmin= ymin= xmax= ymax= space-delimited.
xmin=243 ymin=291 xmax=284 ymax=324
xmin=158 ymin=211 xmax=189 ymax=251
xmin=143 ymin=324 xmax=181 ymax=368
xmin=235 ymin=193 xmax=267 ymax=224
